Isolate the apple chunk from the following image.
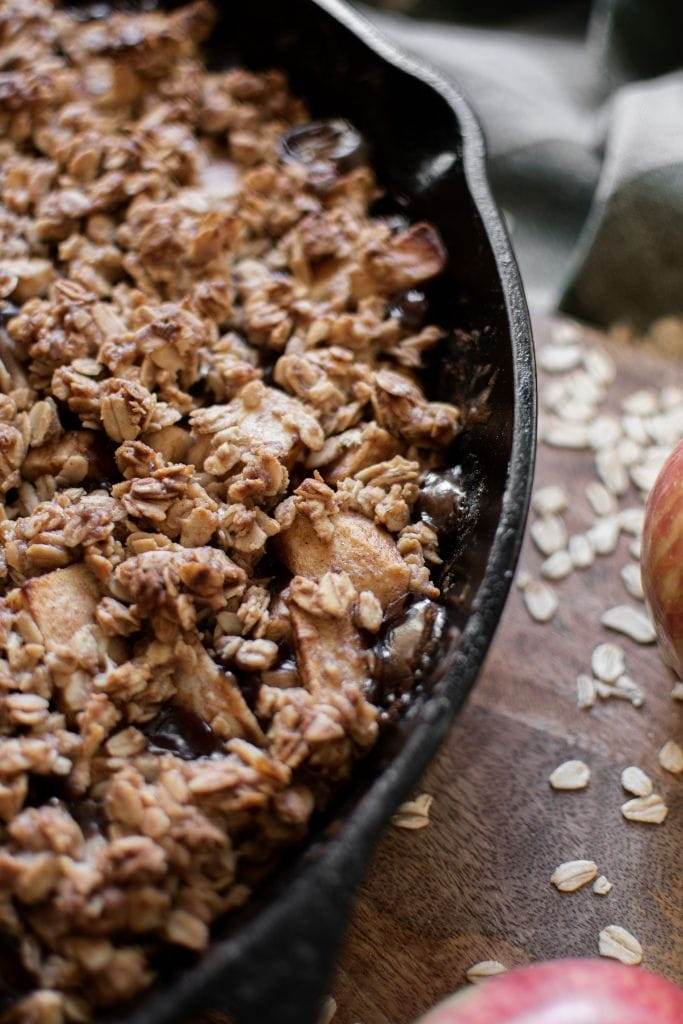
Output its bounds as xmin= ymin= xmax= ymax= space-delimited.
xmin=641 ymin=439 xmax=683 ymax=676
xmin=289 ymin=606 xmax=368 ymax=695
xmin=280 ymin=510 xmax=410 ymax=610
xmin=21 ymin=564 xmax=100 ymax=646
xmin=173 ymin=641 xmax=264 ymax=744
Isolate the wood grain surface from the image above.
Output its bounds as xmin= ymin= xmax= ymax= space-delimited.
xmin=330 ymin=317 xmax=683 ymax=1023
xmin=195 ymin=317 xmax=682 ymax=1024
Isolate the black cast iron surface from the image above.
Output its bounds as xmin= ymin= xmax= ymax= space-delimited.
xmin=99 ymin=1 xmax=537 ymax=1022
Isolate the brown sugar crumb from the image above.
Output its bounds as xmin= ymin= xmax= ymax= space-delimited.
xmin=0 ymin=0 xmax=462 ymax=1017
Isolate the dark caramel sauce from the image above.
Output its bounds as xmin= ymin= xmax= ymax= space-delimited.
xmin=143 ymin=704 xmax=223 ymax=760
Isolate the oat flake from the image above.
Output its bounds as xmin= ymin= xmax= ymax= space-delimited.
xmin=466 ymin=961 xmax=507 ymax=983
xmin=621 ymin=793 xmax=668 ymax=824
xmin=621 ymin=766 xmax=653 ymax=797
xmin=620 ymin=563 xmax=644 ymax=601
xmin=588 ymin=414 xmax=621 ymax=451
xmin=319 ymin=996 xmax=337 ymax=1024
xmin=599 ymin=926 xmax=643 ymax=966
xmin=621 ymin=389 xmax=658 ymax=417
xmin=530 ymin=515 xmax=568 ymax=557
xmin=619 ymin=508 xmax=645 ymax=536
xmin=551 ymin=859 xmax=597 ymax=892
xmin=595 ymin=448 xmax=629 ymax=496
xmin=523 ymin=580 xmax=558 ymax=623
xmin=539 ymin=344 xmax=583 ymax=373
xmin=577 ymin=674 xmax=596 ymax=709
xmin=533 ymin=485 xmax=568 ymax=516
xmin=587 ymin=517 xmax=620 ymax=556
xmin=585 ymin=481 xmax=617 ymax=516
xmin=601 ymin=605 xmax=656 ymax=644
xmin=630 ymin=461 xmax=660 ymax=494
xmin=549 ymin=760 xmax=591 ymax=791
xmin=569 ymin=534 xmax=594 ymax=569
xmin=541 ymin=550 xmax=573 ymax=581
xmin=593 ymin=875 xmax=613 ymax=896
xmin=622 ymin=415 xmax=649 ymax=445
xmin=583 ymin=348 xmax=616 ymax=385
xmin=658 ymin=740 xmax=683 ymax=775
xmin=591 ymin=643 xmax=626 ymax=683
xmin=543 ymin=421 xmax=590 ymax=450
xmin=392 ymin=793 xmax=433 ymax=830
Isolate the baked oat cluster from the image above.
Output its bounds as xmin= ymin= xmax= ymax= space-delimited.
xmin=0 ymin=0 xmax=461 ymax=1017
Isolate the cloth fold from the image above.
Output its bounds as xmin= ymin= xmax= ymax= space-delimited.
xmin=362 ymin=1 xmax=683 ymax=329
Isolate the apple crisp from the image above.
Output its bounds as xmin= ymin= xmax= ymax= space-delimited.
xmin=0 ymin=0 xmax=462 ymax=1017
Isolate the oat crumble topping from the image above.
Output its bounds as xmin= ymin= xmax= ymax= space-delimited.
xmin=0 ymin=1 xmax=461 ymax=1017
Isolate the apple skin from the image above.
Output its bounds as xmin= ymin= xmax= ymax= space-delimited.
xmin=416 ymin=959 xmax=683 ymax=1024
xmin=642 ymin=439 xmax=683 ymax=677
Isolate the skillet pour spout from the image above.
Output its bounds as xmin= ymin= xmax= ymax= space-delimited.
xmin=85 ymin=1 xmax=536 ymax=1022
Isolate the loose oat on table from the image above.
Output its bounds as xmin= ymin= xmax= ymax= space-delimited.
xmin=549 ymin=759 xmax=590 ymax=791
xmin=620 ymin=562 xmax=644 ymax=601
xmin=658 ymin=740 xmax=683 ymax=775
xmin=532 ymin=484 xmax=568 ymax=517
xmin=568 ymin=533 xmax=594 ymax=570
xmin=550 ymin=859 xmax=598 ymax=892
xmin=522 ymin=579 xmax=558 ymax=623
xmin=593 ymin=875 xmax=613 ymax=896
xmin=621 ymin=766 xmax=653 ymax=798
xmin=319 ymin=996 xmax=338 ymax=1024
xmin=595 ymin=447 xmax=629 ymax=496
xmin=621 ymin=390 xmax=658 ymax=417
xmin=601 ymin=605 xmax=656 ymax=644
xmin=630 ymin=461 xmax=660 ymax=494
xmin=466 ymin=961 xmax=507 ymax=983
xmin=540 ymin=549 xmax=573 ymax=581
xmin=596 ymin=675 xmax=644 ymax=708
xmin=586 ymin=517 xmax=620 ymax=557
xmin=591 ymin=643 xmax=626 ymax=684
xmin=0 ymin=1 xmax=465 ymax=1016
xmin=538 ymin=344 xmax=583 ymax=374
xmin=530 ymin=515 xmax=567 ymax=558
xmin=585 ymin=481 xmax=617 ymax=517
xmin=392 ymin=793 xmax=433 ymax=830
xmin=618 ymin=508 xmax=645 ymax=536
xmin=576 ymin=673 xmax=596 ymax=709
xmin=542 ymin=420 xmax=590 ymax=450
xmin=621 ymin=793 xmax=669 ymax=824
xmin=587 ymin=414 xmax=621 ymax=451
xmin=599 ymin=925 xmax=643 ymax=966
xmin=671 ymin=682 xmax=683 ymax=702
xmin=583 ymin=348 xmax=616 ymax=385
xmin=629 ymin=536 xmax=643 ymax=560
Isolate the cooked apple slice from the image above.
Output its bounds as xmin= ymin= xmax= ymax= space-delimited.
xmin=173 ymin=640 xmax=264 ymax=744
xmin=353 ymin=223 xmax=446 ymax=297
xmin=22 ymin=431 xmax=112 ymax=483
xmin=190 ymin=382 xmax=323 ymax=470
xmin=324 ymin=424 xmax=401 ymax=484
xmin=280 ymin=510 xmax=410 ymax=610
xmin=141 ymin=424 xmax=191 ymax=463
xmin=289 ymin=605 xmax=368 ymax=694
xmin=21 ymin=564 xmax=100 ymax=646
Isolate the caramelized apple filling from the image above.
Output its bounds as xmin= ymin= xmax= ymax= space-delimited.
xmin=0 ymin=0 xmax=461 ymax=1017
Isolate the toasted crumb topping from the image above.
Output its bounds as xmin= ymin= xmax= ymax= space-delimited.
xmin=0 ymin=1 xmax=460 ymax=1017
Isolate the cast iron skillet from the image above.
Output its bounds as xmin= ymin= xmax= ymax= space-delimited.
xmin=83 ymin=1 xmax=535 ymax=1021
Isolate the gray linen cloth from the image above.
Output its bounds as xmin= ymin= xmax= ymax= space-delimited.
xmin=361 ymin=1 xmax=683 ymax=329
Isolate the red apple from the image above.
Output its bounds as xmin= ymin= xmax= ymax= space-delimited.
xmin=416 ymin=959 xmax=683 ymax=1024
xmin=642 ymin=438 xmax=683 ymax=676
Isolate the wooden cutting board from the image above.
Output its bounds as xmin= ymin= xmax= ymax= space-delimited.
xmin=331 ymin=316 xmax=683 ymax=1023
